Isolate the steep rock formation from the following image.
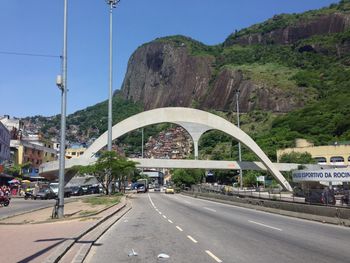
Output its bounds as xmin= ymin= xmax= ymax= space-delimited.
xmin=224 ymin=13 xmax=350 ymax=46
xmin=121 ymin=41 xmax=309 ymax=113
xmin=201 ymin=69 xmax=306 ymax=112
xmin=121 ymin=41 xmax=214 ymax=110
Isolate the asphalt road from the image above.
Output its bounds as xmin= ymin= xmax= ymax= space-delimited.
xmin=0 ymin=198 xmax=55 ymax=220
xmin=86 ymin=192 xmax=350 ymax=263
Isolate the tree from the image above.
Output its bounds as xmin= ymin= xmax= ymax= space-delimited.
xmin=243 ymin=171 xmax=258 ymax=187
xmin=279 ymin=152 xmax=315 ymax=164
xmin=77 ymin=151 xmax=138 ymax=195
xmin=172 ymin=169 xmax=204 ymax=187
xmin=5 ymin=162 xmax=31 ymax=177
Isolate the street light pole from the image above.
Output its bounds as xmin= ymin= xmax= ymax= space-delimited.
xmin=57 ymin=0 xmax=68 ymax=219
xmin=106 ymin=0 xmax=119 ymax=151
xmin=236 ymin=89 xmax=243 ymax=189
xmin=141 ymin=128 xmax=144 ymax=158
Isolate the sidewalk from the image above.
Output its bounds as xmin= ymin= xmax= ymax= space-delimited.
xmin=0 ymin=195 xmax=129 ymax=263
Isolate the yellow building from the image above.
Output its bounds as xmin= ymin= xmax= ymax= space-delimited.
xmin=277 ymin=139 xmax=350 ymax=166
xmin=10 ymin=140 xmax=57 ymax=176
xmin=65 ymin=146 xmax=86 ymax=159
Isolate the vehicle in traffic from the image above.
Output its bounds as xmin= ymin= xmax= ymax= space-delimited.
xmin=0 ymin=195 xmax=10 ymax=206
xmin=165 ymin=187 xmax=175 ymax=194
xmin=36 ymin=188 xmax=56 ymax=200
xmin=24 ymin=190 xmax=36 ymax=200
xmin=154 ymin=185 xmax=161 ymax=192
xmin=137 ymin=185 xmax=146 ymax=193
xmin=137 ymin=179 xmax=148 ymax=192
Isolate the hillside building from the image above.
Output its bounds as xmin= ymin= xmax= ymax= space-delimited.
xmin=277 ymin=139 xmax=350 ymax=166
xmin=65 ymin=144 xmax=87 ymax=159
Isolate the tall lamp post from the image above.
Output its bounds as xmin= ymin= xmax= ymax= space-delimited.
xmin=56 ymin=0 xmax=68 ymax=219
xmin=106 ymin=0 xmax=119 ymax=151
xmin=235 ymin=89 xmax=243 ymax=189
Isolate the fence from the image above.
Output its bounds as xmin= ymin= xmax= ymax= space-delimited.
xmin=191 ymin=184 xmax=350 ymax=207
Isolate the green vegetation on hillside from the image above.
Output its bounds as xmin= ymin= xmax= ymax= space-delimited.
xmin=225 ymin=0 xmax=350 ymax=43
xmin=40 ymin=95 xmax=143 ymax=142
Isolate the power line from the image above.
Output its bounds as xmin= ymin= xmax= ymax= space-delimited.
xmin=0 ymin=51 xmax=60 ymax=58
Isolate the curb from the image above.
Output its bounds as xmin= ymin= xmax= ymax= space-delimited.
xmin=182 ymin=192 xmax=350 ymax=227
xmin=44 ymin=197 xmax=130 ymax=263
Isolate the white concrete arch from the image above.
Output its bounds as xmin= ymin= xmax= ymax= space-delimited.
xmin=83 ymin=107 xmax=292 ymax=191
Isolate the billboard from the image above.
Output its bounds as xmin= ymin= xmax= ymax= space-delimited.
xmin=292 ymin=169 xmax=350 ymax=182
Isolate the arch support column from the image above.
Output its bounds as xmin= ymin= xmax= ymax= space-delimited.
xmin=175 ymin=122 xmax=211 ymax=161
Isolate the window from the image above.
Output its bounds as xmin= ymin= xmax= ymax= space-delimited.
xmin=72 ymin=152 xmax=76 ymax=156
xmin=314 ymin=157 xmax=327 ymax=163
xmin=330 ymin=156 xmax=344 ymax=163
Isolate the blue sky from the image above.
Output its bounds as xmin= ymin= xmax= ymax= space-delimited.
xmin=0 ymin=0 xmax=338 ymax=117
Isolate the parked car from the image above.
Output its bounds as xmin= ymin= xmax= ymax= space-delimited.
xmin=81 ymin=185 xmax=90 ymax=195
xmin=49 ymin=183 xmax=72 ymax=198
xmin=36 ymin=188 xmax=56 ymax=200
xmin=87 ymin=185 xmax=100 ymax=194
xmin=70 ymin=186 xmax=84 ymax=196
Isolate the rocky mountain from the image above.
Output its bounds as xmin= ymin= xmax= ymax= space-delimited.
xmin=21 ymin=1 xmax=350 ymax=160
xmin=121 ymin=0 xmax=350 ymax=113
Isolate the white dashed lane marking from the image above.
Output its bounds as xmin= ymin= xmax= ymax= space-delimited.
xmin=205 ymin=250 xmax=222 ymax=262
xmin=176 ymin=226 xmax=183 ymax=232
xmin=203 ymin=207 xmax=216 ymax=212
xmin=187 ymin=235 xmax=198 ymax=243
xmin=248 ymin=220 xmax=282 ymax=231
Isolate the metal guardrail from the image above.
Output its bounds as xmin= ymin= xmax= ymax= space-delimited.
xmin=191 ymin=184 xmax=350 ymax=207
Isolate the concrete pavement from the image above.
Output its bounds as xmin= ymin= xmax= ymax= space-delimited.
xmin=0 ymin=195 xmax=129 ymax=263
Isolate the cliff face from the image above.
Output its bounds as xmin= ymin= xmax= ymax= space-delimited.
xmin=120 ymin=5 xmax=350 ymax=113
xmin=121 ymin=40 xmax=312 ymax=113
xmin=121 ymin=41 xmax=214 ymax=110
xmin=224 ymin=13 xmax=350 ymax=46
xmin=201 ymin=69 xmax=306 ymax=112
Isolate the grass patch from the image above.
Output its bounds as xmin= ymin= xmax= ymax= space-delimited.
xmin=225 ymin=63 xmax=299 ymax=90
xmin=79 ymin=210 xmax=98 ymax=216
xmin=82 ymin=195 xmax=121 ymax=206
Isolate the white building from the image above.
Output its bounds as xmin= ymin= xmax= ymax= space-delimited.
xmin=0 ymin=121 xmax=10 ymax=164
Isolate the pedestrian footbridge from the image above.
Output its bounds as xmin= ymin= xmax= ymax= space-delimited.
xmin=40 ymin=107 xmax=293 ymax=191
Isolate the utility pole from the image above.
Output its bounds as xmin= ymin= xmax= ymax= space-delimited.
xmin=236 ymin=89 xmax=243 ymax=189
xmin=56 ymin=0 xmax=68 ymax=219
xmin=106 ymin=0 xmax=119 ymax=151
